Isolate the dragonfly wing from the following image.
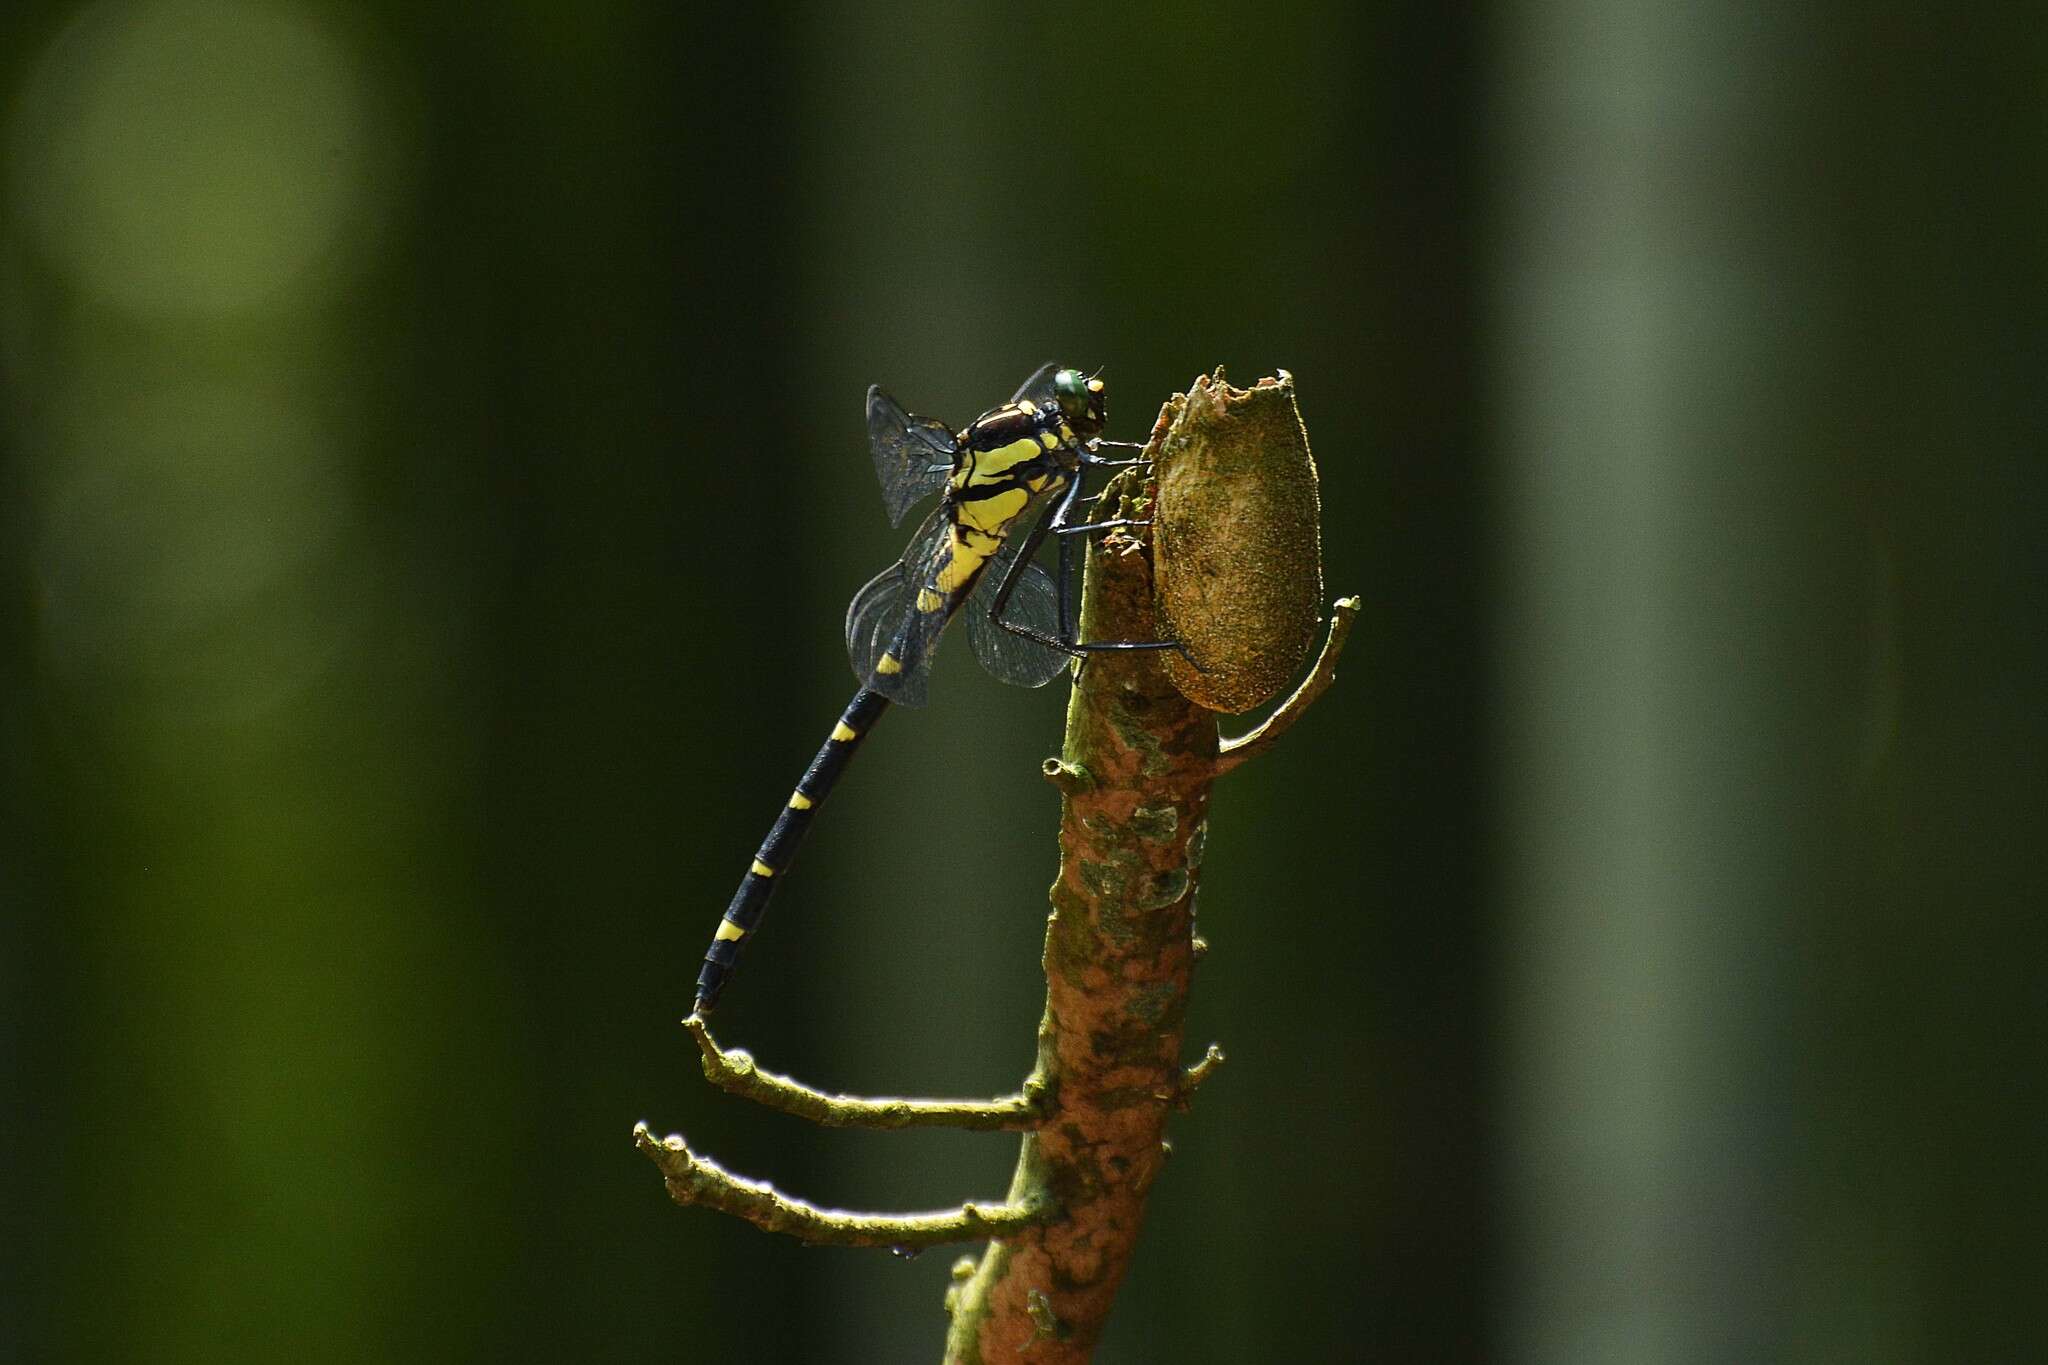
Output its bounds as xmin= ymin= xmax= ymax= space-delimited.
xmin=844 ymin=506 xmax=954 ymax=707
xmin=964 ymin=519 xmax=1071 ymax=689
xmin=1007 ymin=362 xmax=1062 ymax=410
xmin=867 ymin=385 xmax=956 ymax=527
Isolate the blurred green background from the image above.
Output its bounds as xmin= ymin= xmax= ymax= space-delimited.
xmin=3 ymin=2 xmax=2041 ymax=1361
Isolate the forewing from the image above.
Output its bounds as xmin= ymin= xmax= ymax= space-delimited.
xmin=1008 ymin=361 xmax=1062 ymax=410
xmin=965 ymin=517 xmax=1071 ymax=689
xmin=866 ymin=385 xmax=956 ymax=527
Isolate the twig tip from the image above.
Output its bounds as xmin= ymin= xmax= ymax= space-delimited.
xmin=1042 ymin=757 xmax=1093 ymax=792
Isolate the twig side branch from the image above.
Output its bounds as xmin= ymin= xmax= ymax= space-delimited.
xmin=683 ymin=1014 xmax=1045 ymax=1131
xmin=631 ymin=1124 xmax=1054 ymax=1250
xmin=1212 ymin=595 xmax=1360 ymax=776
xmin=1177 ymin=1043 xmax=1228 ymax=1106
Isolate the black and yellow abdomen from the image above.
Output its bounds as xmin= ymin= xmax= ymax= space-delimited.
xmin=694 ymin=687 xmax=890 ymax=1013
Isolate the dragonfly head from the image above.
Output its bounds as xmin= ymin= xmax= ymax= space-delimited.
xmin=1053 ymin=367 xmax=1107 ymax=439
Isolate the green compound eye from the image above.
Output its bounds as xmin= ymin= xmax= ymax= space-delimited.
xmin=1050 ymin=367 xmax=1107 ymax=437
xmin=1052 ymin=368 xmax=1089 ymax=417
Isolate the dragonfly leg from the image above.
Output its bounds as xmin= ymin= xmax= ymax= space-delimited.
xmin=1049 ymin=474 xmax=1180 ymax=653
xmin=987 ymin=476 xmax=1185 ymax=656
xmin=1056 ymin=487 xmax=1077 ymax=643
xmin=987 ymin=479 xmax=1086 ymax=658
xmin=1054 ymin=517 xmax=1151 ymax=535
xmin=1080 ymin=439 xmax=1151 ymax=469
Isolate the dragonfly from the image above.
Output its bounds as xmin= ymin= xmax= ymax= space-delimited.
xmin=691 ymin=363 xmax=1175 ymax=1014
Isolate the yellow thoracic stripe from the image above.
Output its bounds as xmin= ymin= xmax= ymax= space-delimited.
xmin=962 ymin=436 xmax=1043 ymax=486
xmin=915 ymin=588 xmax=945 ymax=613
xmin=751 ymin=859 xmax=775 ymax=877
xmin=955 ymin=485 xmax=1029 ymax=536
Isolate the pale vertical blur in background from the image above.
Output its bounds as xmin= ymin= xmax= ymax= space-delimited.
xmin=2 ymin=2 xmax=2040 ymax=1362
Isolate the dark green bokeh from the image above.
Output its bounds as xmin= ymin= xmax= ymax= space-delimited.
xmin=3 ymin=3 xmax=2040 ymax=1362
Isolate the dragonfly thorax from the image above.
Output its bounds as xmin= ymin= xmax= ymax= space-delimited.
xmin=947 ymin=403 xmax=1078 ymax=529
